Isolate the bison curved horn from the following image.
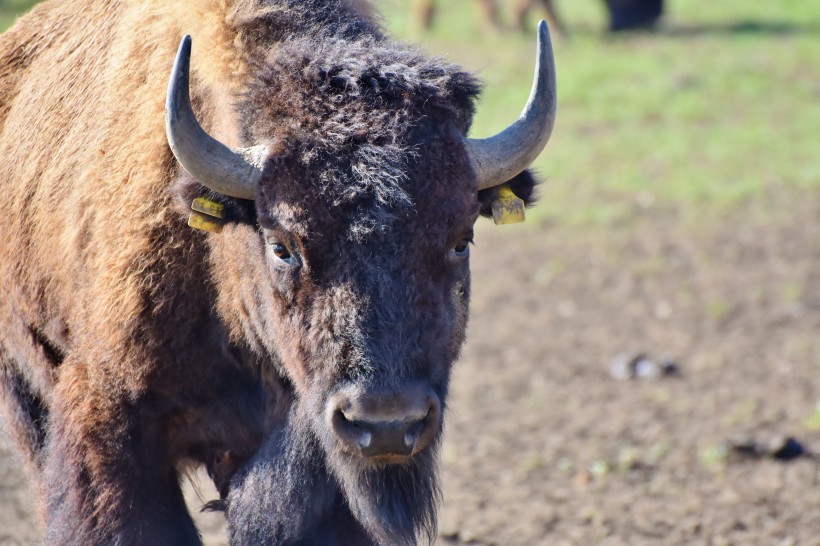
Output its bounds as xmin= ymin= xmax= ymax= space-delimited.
xmin=165 ymin=36 xmax=266 ymax=200
xmin=467 ymin=20 xmax=557 ymax=191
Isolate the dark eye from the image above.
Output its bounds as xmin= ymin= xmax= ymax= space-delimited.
xmin=272 ymin=243 xmax=290 ymax=260
xmin=267 ymin=240 xmax=298 ymax=267
xmin=452 ymin=239 xmax=471 ymax=258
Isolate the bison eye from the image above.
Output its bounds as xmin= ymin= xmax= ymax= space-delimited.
xmin=267 ymin=240 xmax=298 ymax=267
xmin=452 ymin=239 xmax=472 ymax=258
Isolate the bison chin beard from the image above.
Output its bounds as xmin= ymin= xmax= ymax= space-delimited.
xmin=226 ymin=404 xmax=440 ymax=546
xmin=326 ymin=439 xmax=441 ymax=546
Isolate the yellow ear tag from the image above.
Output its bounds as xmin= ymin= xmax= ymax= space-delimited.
xmin=491 ymin=186 xmax=526 ymax=225
xmin=188 ymin=211 xmax=223 ymax=233
xmin=188 ymin=197 xmax=225 ymax=234
xmin=191 ymin=197 xmax=225 ymax=218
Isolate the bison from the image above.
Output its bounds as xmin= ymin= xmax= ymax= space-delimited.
xmin=0 ymin=0 xmax=555 ymax=544
xmin=419 ymin=0 xmax=664 ymax=35
xmin=418 ymin=0 xmax=568 ymax=36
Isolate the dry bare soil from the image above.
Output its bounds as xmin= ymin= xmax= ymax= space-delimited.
xmin=2 ymin=192 xmax=819 ymax=545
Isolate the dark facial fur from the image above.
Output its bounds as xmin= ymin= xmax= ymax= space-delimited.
xmin=211 ymin=9 xmax=540 ymax=545
xmin=209 ymin=29 xmax=483 ymax=545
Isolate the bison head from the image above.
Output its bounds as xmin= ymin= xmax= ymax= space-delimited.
xmin=165 ymin=22 xmax=555 ymax=546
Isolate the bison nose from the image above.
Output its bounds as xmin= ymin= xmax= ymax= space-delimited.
xmin=327 ymin=384 xmax=441 ymax=460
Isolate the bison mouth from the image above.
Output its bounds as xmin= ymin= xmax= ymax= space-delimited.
xmin=227 ymin=402 xmax=440 ymax=545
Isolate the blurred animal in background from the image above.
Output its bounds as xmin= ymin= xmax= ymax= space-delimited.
xmin=417 ymin=0 xmax=566 ymax=35
xmin=603 ymin=0 xmax=663 ymax=31
xmin=417 ymin=0 xmax=663 ymax=34
xmin=417 ymin=0 xmax=503 ymax=30
xmin=0 ymin=0 xmax=555 ymax=544
xmin=514 ymin=0 xmax=568 ymax=36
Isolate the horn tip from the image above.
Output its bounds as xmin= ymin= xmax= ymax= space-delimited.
xmin=177 ymin=35 xmax=192 ymax=60
xmin=537 ymin=20 xmax=551 ymax=44
xmin=173 ymin=35 xmax=192 ymax=66
xmin=168 ymin=35 xmax=193 ymax=118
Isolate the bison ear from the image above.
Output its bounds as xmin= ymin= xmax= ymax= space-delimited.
xmin=477 ymin=169 xmax=540 ymax=219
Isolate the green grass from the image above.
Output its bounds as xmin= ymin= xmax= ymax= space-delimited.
xmin=382 ymin=0 xmax=820 ymax=224
xmin=0 ymin=0 xmax=38 ymax=30
xmin=4 ymin=0 xmax=819 ymax=225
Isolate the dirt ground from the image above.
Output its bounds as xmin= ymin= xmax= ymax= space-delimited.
xmin=2 ymin=190 xmax=819 ymax=545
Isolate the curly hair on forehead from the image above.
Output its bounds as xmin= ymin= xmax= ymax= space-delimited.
xmin=239 ymin=33 xmax=481 ymax=237
xmin=243 ymin=35 xmax=480 ymax=143
xmin=228 ymin=0 xmax=380 ymax=44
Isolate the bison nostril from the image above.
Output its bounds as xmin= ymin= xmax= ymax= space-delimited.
xmin=359 ymin=431 xmax=372 ymax=449
xmin=402 ymin=410 xmax=431 ymax=450
xmin=332 ymin=409 xmax=374 ymax=453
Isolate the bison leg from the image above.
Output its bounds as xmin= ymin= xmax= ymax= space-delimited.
xmin=515 ymin=0 xmax=568 ymax=37
xmin=0 ymin=311 xmax=63 ymax=477
xmin=416 ymin=0 xmax=435 ymax=30
xmin=0 ymin=353 xmax=48 ymax=476
xmin=540 ymin=0 xmax=569 ymax=37
xmin=41 ymin=364 xmax=201 ymax=546
xmin=476 ymin=0 xmax=502 ymax=30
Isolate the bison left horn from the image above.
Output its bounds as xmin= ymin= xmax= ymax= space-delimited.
xmin=165 ymin=35 xmax=266 ymax=200
xmin=467 ymin=20 xmax=557 ymax=191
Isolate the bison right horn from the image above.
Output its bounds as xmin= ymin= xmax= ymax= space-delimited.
xmin=466 ymin=20 xmax=557 ymax=191
xmin=165 ymin=35 xmax=266 ymax=200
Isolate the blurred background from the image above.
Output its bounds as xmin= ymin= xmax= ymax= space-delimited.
xmin=1 ymin=0 xmax=819 ymax=544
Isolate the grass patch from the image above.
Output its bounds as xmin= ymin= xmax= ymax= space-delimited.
xmin=0 ymin=0 xmax=39 ymax=31
xmin=804 ymin=403 xmax=820 ymax=431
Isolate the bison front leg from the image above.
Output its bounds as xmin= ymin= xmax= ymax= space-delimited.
xmin=42 ymin=364 xmax=201 ymax=546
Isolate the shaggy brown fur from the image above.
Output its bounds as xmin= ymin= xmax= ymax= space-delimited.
xmin=0 ymin=0 xmax=538 ymax=544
